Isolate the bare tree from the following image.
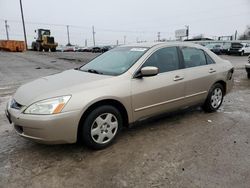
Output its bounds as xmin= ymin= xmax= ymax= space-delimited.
xmin=239 ymin=25 xmax=250 ymax=40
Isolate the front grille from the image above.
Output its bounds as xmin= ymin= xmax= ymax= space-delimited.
xmin=47 ymin=37 xmax=55 ymax=44
xmin=229 ymin=48 xmax=240 ymax=53
xmin=10 ymin=99 xmax=23 ymax=110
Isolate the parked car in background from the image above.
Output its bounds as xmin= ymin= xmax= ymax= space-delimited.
xmin=221 ymin=43 xmax=231 ymax=54
xmin=76 ymin=47 xmax=89 ymax=52
xmin=80 ymin=47 xmax=93 ymax=52
xmin=228 ymin=42 xmax=250 ymax=56
xmin=205 ymin=43 xmax=223 ymax=54
xmin=5 ymin=42 xmax=234 ymax=149
xmin=246 ymin=55 xmax=250 ymax=79
xmin=92 ymin=47 xmax=102 ymax=53
xmin=101 ymin=46 xmax=112 ymax=53
xmin=56 ymin=45 xmax=64 ymax=52
xmin=62 ymin=45 xmax=80 ymax=52
xmin=63 ymin=47 xmax=74 ymax=52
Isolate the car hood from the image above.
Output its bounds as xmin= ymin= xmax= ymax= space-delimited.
xmin=14 ymin=69 xmax=113 ymax=105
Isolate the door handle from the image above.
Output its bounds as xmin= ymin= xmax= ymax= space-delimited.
xmin=209 ymin=68 xmax=216 ymax=73
xmin=173 ymin=75 xmax=184 ymax=81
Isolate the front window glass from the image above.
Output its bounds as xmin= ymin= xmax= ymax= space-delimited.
xmin=142 ymin=47 xmax=180 ymax=73
xmin=80 ymin=47 xmax=148 ymax=76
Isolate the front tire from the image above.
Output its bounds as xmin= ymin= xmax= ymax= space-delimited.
xmin=202 ymin=83 xmax=224 ymax=112
xmin=51 ymin=48 xmax=56 ymax=52
xmin=81 ymin=105 xmax=122 ymax=150
xmin=37 ymin=44 xmax=43 ymax=52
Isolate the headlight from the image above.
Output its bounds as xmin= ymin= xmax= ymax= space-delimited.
xmin=24 ymin=96 xmax=71 ymax=115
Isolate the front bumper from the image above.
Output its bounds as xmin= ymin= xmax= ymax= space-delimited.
xmin=229 ymin=49 xmax=240 ymax=54
xmin=5 ymin=100 xmax=81 ymax=144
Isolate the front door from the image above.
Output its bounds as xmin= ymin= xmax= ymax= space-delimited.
xmin=131 ymin=46 xmax=186 ymax=121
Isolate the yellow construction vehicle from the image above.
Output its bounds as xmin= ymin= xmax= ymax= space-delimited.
xmin=31 ymin=29 xmax=58 ymax=52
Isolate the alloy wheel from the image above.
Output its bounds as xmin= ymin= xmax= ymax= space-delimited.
xmin=211 ymin=88 xmax=223 ymax=109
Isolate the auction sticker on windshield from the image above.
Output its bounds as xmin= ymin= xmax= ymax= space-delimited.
xmin=130 ymin=48 xmax=147 ymax=52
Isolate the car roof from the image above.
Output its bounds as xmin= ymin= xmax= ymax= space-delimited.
xmin=122 ymin=41 xmax=203 ymax=49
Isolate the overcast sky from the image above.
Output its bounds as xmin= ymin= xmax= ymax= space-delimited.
xmin=0 ymin=0 xmax=249 ymax=46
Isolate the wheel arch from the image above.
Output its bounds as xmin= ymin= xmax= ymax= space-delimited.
xmin=213 ymin=80 xmax=227 ymax=95
xmin=77 ymin=99 xmax=129 ymax=141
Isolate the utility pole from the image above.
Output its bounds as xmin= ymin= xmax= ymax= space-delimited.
xmin=92 ymin=26 xmax=96 ymax=46
xmin=235 ymin=30 xmax=238 ymax=40
xmin=85 ymin=39 xmax=87 ymax=47
xmin=4 ymin=20 xmax=9 ymax=40
xmin=185 ymin=25 xmax=189 ymax=40
xmin=123 ymin=35 xmax=127 ymax=44
xmin=124 ymin=35 xmax=126 ymax=45
xmin=19 ymin=0 xmax=28 ymax=50
xmin=66 ymin=25 xmax=71 ymax=46
xmin=116 ymin=40 xmax=119 ymax=46
xmin=157 ymin=32 xmax=161 ymax=41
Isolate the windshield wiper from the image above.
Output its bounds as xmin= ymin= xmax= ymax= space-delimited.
xmin=84 ymin=69 xmax=103 ymax=75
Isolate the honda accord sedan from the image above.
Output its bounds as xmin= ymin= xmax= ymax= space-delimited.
xmin=5 ymin=42 xmax=234 ymax=149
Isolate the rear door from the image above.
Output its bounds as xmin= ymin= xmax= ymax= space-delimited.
xmin=131 ymin=46 xmax=186 ymax=121
xmin=180 ymin=47 xmax=217 ymax=106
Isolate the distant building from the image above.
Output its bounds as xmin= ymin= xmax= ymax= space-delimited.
xmin=184 ymin=38 xmax=213 ymax=41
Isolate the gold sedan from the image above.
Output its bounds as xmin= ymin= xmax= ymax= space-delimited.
xmin=6 ymin=42 xmax=234 ymax=149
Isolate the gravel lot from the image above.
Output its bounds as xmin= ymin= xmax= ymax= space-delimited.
xmin=0 ymin=51 xmax=249 ymax=188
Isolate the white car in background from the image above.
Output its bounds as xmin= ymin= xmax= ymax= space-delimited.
xmin=229 ymin=42 xmax=250 ymax=56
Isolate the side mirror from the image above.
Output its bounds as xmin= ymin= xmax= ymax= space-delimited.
xmin=136 ymin=66 xmax=159 ymax=78
xmin=34 ymin=30 xmax=37 ymax=33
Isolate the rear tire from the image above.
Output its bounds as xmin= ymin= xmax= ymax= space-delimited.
xmin=81 ymin=105 xmax=122 ymax=150
xmin=240 ymin=51 xmax=245 ymax=56
xmin=202 ymin=83 xmax=224 ymax=113
xmin=248 ymin=72 xmax=250 ymax=79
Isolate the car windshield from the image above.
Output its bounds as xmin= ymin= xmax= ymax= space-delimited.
xmin=205 ymin=44 xmax=215 ymax=48
xmin=80 ymin=47 xmax=148 ymax=76
xmin=232 ymin=43 xmax=243 ymax=48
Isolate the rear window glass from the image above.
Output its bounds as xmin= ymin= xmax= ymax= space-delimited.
xmin=205 ymin=53 xmax=215 ymax=64
xmin=181 ymin=47 xmax=207 ymax=68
